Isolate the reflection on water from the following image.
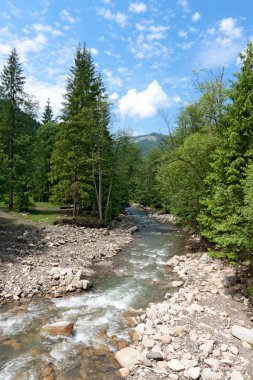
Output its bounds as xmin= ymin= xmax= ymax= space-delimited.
xmin=0 ymin=207 xmax=187 ymax=379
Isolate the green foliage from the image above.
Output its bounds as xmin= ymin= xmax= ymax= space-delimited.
xmin=42 ymin=98 xmax=54 ymax=124
xmin=199 ymin=42 xmax=253 ymax=257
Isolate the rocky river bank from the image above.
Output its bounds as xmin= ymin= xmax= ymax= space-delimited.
xmin=115 ymin=250 xmax=253 ymax=379
xmin=0 ymin=211 xmax=135 ymax=303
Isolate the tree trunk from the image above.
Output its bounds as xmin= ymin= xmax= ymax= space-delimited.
xmin=98 ymin=164 xmax=103 ymax=223
xmin=104 ymin=180 xmax=112 ymax=222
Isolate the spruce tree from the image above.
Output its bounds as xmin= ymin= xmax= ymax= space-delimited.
xmin=51 ymin=44 xmax=113 ymax=221
xmin=199 ymin=42 xmax=253 ymax=258
xmin=0 ymin=48 xmax=26 ymax=209
xmin=42 ymin=98 xmax=54 ymax=124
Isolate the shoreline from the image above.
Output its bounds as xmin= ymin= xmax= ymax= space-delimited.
xmin=115 ymin=248 xmax=253 ymax=379
xmin=0 ymin=211 xmax=136 ymax=305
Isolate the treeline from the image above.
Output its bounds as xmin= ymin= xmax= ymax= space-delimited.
xmin=0 ymin=45 xmax=139 ymax=222
xmin=134 ymin=42 xmax=253 ymax=263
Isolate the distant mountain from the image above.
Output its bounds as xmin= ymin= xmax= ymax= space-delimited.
xmin=131 ymin=133 xmax=165 ymax=156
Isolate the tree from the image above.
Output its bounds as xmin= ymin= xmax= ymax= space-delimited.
xmin=50 ymin=44 xmax=113 ymax=221
xmin=42 ymin=98 xmax=54 ymax=124
xmin=0 ymin=48 xmax=26 ymax=208
xmin=199 ymin=42 xmax=253 ymax=258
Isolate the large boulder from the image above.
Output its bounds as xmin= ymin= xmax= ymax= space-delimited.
xmin=42 ymin=321 xmax=74 ymax=336
xmin=232 ymin=325 xmax=253 ymax=344
xmin=115 ymin=347 xmax=143 ymax=368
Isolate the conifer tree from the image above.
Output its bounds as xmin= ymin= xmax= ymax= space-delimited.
xmin=199 ymin=42 xmax=253 ymax=258
xmin=51 ymin=44 xmax=113 ymax=221
xmin=42 ymin=98 xmax=54 ymax=124
xmin=0 ymin=48 xmax=26 ymax=209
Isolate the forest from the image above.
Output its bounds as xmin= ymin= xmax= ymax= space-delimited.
xmin=1 ymin=42 xmax=253 ymax=264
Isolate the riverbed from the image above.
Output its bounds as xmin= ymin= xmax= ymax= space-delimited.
xmin=0 ymin=206 xmax=188 ymax=380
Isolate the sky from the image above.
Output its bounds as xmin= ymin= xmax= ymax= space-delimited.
xmin=0 ymin=0 xmax=252 ymax=135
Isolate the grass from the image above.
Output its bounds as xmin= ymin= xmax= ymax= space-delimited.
xmin=0 ymin=201 xmax=100 ymax=225
xmin=0 ymin=201 xmax=71 ymax=225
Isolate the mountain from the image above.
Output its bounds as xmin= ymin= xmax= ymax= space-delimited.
xmin=131 ymin=133 xmax=165 ymax=156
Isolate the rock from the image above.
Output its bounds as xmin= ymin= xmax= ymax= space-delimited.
xmin=188 ymin=367 xmax=201 ymax=379
xmin=241 ymin=341 xmax=252 ymax=349
xmin=231 ymin=325 xmax=253 ymax=344
xmin=115 ymin=347 xmax=143 ymax=368
xmin=129 ymin=226 xmax=139 ymax=234
xmin=146 ymin=351 xmax=164 ymax=361
xmin=42 ymin=321 xmax=74 ymax=336
xmin=81 ymin=280 xmax=92 ymax=290
xmin=231 ymin=370 xmax=244 ymax=380
xmin=37 ymin=276 xmax=47 ymax=286
xmin=167 ymin=359 xmax=185 ymax=371
xmin=202 ymin=368 xmax=222 ymax=380
xmin=118 ymin=367 xmax=129 ymax=377
xmin=125 ymin=317 xmax=138 ymax=328
xmin=143 ymin=338 xmax=155 ymax=348
xmin=160 ymin=335 xmax=172 ymax=344
xmin=204 ymin=358 xmax=220 ymax=371
xmin=199 ymin=340 xmax=214 ymax=355
xmin=229 ymin=345 xmax=239 ymax=355
xmin=170 ymin=281 xmax=183 ymax=288
xmin=167 ymin=257 xmax=179 ymax=266
xmin=189 ymin=303 xmax=204 ymax=314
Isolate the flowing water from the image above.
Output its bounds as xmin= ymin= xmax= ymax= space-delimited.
xmin=0 ymin=207 xmax=188 ymax=380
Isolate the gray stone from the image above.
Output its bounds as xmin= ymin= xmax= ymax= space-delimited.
xmin=167 ymin=359 xmax=185 ymax=371
xmin=199 ymin=340 xmax=214 ymax=355
xmin=204 ymin=358 xmax=220 ymax=371
xmin=170 ymin=281 xmax=183 ymax=288
xmin=231 ymin=370 xmax=244 ymax=380
xmin=188 ymin=367 xmax=201 ymax=380
xmin=231 ymin=325 xmax=253 ymax=345
xmin=115 ymin=347 xmax=143 ymax=368
xmin=146 ymin=351 xmax=164 ymax=361
xmin=202 ymin=368 xmax=222 ymax=380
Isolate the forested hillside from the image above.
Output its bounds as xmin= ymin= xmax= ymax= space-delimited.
xmin=132 ymin=42 xmax=253 ymax=264
xmin=0 ymin=45 xmax=140 ymax=222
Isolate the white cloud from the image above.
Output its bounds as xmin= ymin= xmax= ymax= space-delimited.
xmin=26 ymin=76 xmax=65 ymax=116
xmin=104 ymin=69 xmax=122 ymax=88
xmin=32 ymin=23 xmax=63 ymax=36
xmin=177 ymin=0 xmax=189 ymax=12
xmin=219 ymin=17 xmax=242 ymax=40
xmin=109 ymin=92 xmax=119 ymax=101
xmin=60 ymin=9 xmax=79 ymax=23
xmin=178 ymin=30 xmax=187 ymax=38
xmin=129 ymin=2 xmax=147 ymax=14
xmin=198 ymin=17 xmax=244 ymax=68
xmin=192 ymin=12 xmax=201 ymax=22
xmin=118 ymin=80 xmax=170 ymax=118
xmin=89 ymin=48 xmax=99 ymax=56
xmin=98 ymin=8 xmax=127 ymax=27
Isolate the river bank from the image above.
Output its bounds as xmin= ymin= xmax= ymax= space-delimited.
xmin=115 ymin=246 xmax=253 ymax=379
xmin=0 ymin=210 xmax=135 ymax=303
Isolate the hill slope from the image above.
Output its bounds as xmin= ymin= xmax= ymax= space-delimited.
xmin=131 ymin=133 xmax=165 ymax=155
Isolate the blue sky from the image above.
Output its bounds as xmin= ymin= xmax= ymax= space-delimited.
xmin=0 ymin=0 xmax=252 ymax=135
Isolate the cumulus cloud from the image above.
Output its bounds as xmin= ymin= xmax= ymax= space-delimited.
xmin=118 ymin=80 xmax=170 ymax=118
xmin=97 ymin=8 xmax=127 ymax=27
xmin=109 ymin=92 xmax=119 ymax=101
xmin=198 ymin=17 xmax=244 ymax=68
xmin=192 ymin=12 xmax=201 ymax=22
xmin=26 ymin=76 xmax=65 ymax=116
xmin=129 ymin=2 xmax=147 ymax=14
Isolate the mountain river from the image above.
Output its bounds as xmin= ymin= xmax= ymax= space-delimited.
xmin=0 ymin=206 xmax=188 ymax=380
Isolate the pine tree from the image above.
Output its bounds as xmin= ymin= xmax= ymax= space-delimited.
xmin=199 ymin=42 xmax=253 ymax=258
xmin=0 ymin=48 xmax=26 ymax=209
xmin=42 ymin=98 xmax=54 ymax=124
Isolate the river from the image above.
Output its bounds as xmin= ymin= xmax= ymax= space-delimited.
xmin=0 ymin=206 xmax=188 ymax=380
